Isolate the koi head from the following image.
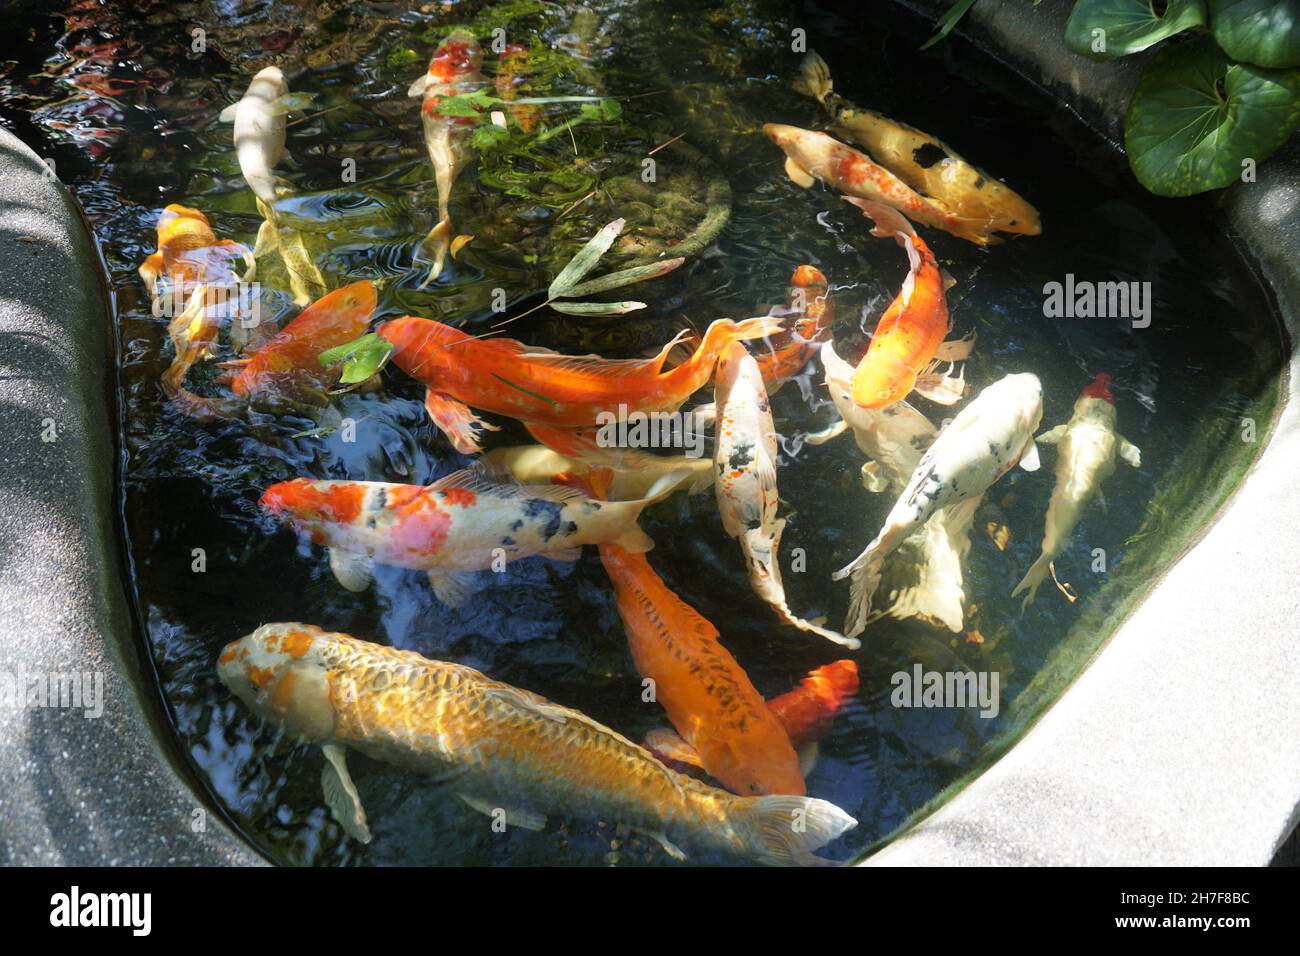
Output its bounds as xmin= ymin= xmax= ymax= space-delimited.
xmin=712 ymin=741 xmax=807 ymax=797
xmin=156 ymin=204 xmax=217 ymax=256
xmin=217 ymin=623 xmax=336 ymax=741
xmin=1080 ymin=372 xmax=1114 ymax=405
xmin=849 ymin=353 xmax=915 ymax=409
xmin=791 ymin=264 xmax=827 ymax=292
xmin=246 ymin=66 xmax=288 ymax=105
xmin=428 ymin=31 xmax=482 ymax=83
xmin=261 ymin=479 xmax=369 ymax=530
xmin=293 ymin=279 xmax=377 ymax=341
xmin=376 ymin=315 xmax=457 ymax=372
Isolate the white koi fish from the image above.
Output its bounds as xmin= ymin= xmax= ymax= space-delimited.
xmin=811 ymin=341 xmax=976 ymax=633
xmin=217 ymin=623 xmax=857 ymax=865
xmin=1012 ymin=373 xmax=1141 ymax=609
xmin=219 ymin=66 xmax=311 ymax=219
xmin=408 ymin=31 xmax=484 ymax=287
xmin=260 ymin=468 xmax=687 ymax=606
xmin=833 ymin=372 xmax=1043 ymax=639
xmin=715 ymin=342 xmax=855 ymax=648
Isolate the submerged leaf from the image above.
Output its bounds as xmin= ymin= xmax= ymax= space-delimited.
xmin=1125 ymin=37 xmax=1300 ymax=195
xmin=921 ymin=0 xmax=978 ymax=50
xmin=1066 ymin=0 xmax=1206 ymax=60
xmin=558 ymin=257 xmax=684 ymax=297
xmin=318 ymin=333 xmax=394 ymax=384
xmin=547 ymin=218 xmax=625 ymax=298
xmin=1209 ymin=0 xmax=1300 ymax=68
xmin=549 ymin=300 xmax=647 ymax=315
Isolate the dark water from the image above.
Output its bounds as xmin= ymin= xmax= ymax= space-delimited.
xmin=0 ymin=0 xmax=1283 ymax=865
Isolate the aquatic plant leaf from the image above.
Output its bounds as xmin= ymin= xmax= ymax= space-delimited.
xmin=1126 ymin=37 xmax=1300 ymax=195
xmin=547 ymin=218 xmax=625 ymax=298
xmin=1066 ymin=0 xmax=1206 ymax=60
xmin=921 ymin=0 xmax=978 ymax=50
xmin=558 ymin=257 xmax=684 ymax=298
xmin=1209 ymin=0 xmax=1300 ymax=68
xmin=318 ymin=333 xmax=394 ymax=384
xmin=430 ymin=88 xmax=502 ymax=117
xmin=549 ymin=300 xmax=647 ymax=315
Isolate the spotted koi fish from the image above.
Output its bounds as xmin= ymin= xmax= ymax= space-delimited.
xmin=715 ymin=342 xmax=855 ymax=648
xmin=795 ymin=51 xmax=1040 ymax=243
xmin=1012 ymin=373 xmax=1141 ymax=609
xmin=227 ymin=280 xmax=376 ymax=402
xmin=260 ymin=467 xmax=687 ymax=606
xmin=408 ymin=31 xmax=484 ymax=286
xmin=833 ymin=372 xmax=1043 ymax=639
xmin=378 ymin=314 xmax=782 ymax=454
xmin=751 ymin=265 xmax=836 ymax=394
xmin=646 ymin=659 xmax=859 ymax=777
xmin=217 ymin=623 xmax=857 ymax=865
xmin=844 ymin=199 xmax=973 ymax=409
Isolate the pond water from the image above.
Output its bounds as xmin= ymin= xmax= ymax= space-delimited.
xmin=0 ymin=0 xmax=1283 ymax=865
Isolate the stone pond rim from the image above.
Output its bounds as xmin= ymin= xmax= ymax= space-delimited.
xmin=0 ymin=0 xmax=1295 ymax=866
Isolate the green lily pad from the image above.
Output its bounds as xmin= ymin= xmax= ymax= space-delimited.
xmin=318 ymin=333 xmax=393 ymax=384
xmin=1208 ymin=0 xmax=1300 ymax=68
xmin=1125 ymin=37 xmax=1300 ymax=195
xmin=1066 ymin=0 xmax=1207 ymax=60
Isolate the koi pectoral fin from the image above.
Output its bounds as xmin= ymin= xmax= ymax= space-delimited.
xmin=457 ymin=793 xmax=547 ymax=832
xmin=861 ymin=461 xmax=890 ymax=493
xmin=913 ymin=361 xmax=967 ymax=405
xmin=1118 ymin=436 xmax=1142 ymax=468
xmin=424 ymin=390 xmax=499 ymax=455
xmin=783 ymin=156 xmax=817 ymax=189
xmin=644 ymin=728 xmax=706 ymax=770
xmin=1036 ymin=424 xmax=1067 ymax=445
xmin=427 ymin=569 xmax=476 ymax=607
xmin=804 ymin=419 xmax=847 ymax=445
xmin=321 ymin=744 xmax=372 ymax=844
xmin=329 ymin=548 xmax=374 ymax=592
xmin=934 ymin=329 xmax=976 ymax=363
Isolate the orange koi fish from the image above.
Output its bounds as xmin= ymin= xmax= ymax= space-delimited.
xmin=218 ymin=623 xmax=857 ymax=864
xmin=795 ymin=51 xmax=1041 ymax=243
xmin=752 ymin=265 xmax=835 ymax=393
xmin=228 ymin=280 xmax=376 ymax=401
xmin=714 ymin=342 xmax=855 ymax=648
xmin=494 ymin=42 xmax=540 ymax=133
xmin=261 ymin=467 xmax=686 ymax=606
xmin=378 ymin=314 xmax=782 ymax=454
xmin=845 ymin=199 xmax=973 ymax=409
xmin=408 ymin=31 xmax=484 ymax=286
xmin=646 ymin=660 xmax=859 ymax=775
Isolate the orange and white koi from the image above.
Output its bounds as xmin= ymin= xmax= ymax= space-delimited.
xmin=834 ymin=373 xmax=1043 ymax=639
xmin=1012 ymin=373 xmax=1141 ymax=609
xmin=844 ymin=199 xmax=972 ymax=409
xmin=217 ymin=623 xmax=857 ymax=864
xmin=408 ymin=31 xmax=484 ymax=286
xmin=378 ymin=314 xmax=782 ymax=454
xmin=260 ymin=467 xmax=686 ymax=606
xmin=813 ymin=340 xmax=975 ymax=633
xmin=227 ymin=280 xmax=376 ymax=402
xmin=715 ymin=342 xmax=855 ymax=648
xmin=795 ymin=51 xmax=1040 ymax=243
xmin=646 ymin=660 xmax=859 ymax=777
xmin=752 ymin=264 xmax=835 ymax=393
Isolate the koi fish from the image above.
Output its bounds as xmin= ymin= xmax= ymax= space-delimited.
xmin=217 ymin=623 xmax=857 ymax=865
xmin=764 ymin=123 xmax=990 ymax=244
xmin=494 ymin=42 xmax=540 ymax=133
xmin=504 ymin=422 xmax=716 ymax=497
xmin=812 ymin=341 xmax=976 ymax=633
xmin=752 ymin=265 xmax=836 ymax=393
xmin=795 ymin=51 xmax=1040 ymax=243
xmin=646 ymin=660 xmax=859 ymax=777
xmin=715 ymin=342 xmax=856 ymax=648
xmin=408 ymin=31 xmax=484 ymax=286
xmin=1012 ymin=373 xmax=1141 ymax=609
xmin=219 ymin=66 xmax=310 ymax=219
xmin=844 ymin=199 xmax=972 ymax=409
xmin=378 ymin=314 xmax=782 ymax=454
xmin=834 ymin=372 xmax=1043 ymax=639
xmin=228 ymin=280 xmax=376 ymax=402
xmin=260 ymin=467 xmax=687 ymax=606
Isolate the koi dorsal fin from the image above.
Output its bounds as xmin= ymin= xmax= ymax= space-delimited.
xmin=513 ymin=328 xmax=694 ymax=379
xmin=427 ymin=468 xmax=591 ymax=504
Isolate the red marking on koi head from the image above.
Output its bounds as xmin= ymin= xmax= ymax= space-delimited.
xmin=377 ymin=316 xmax=459 ymax=375
xmin=427 ymin=33 xmax=482 ymax=82
xmin=262 ymin=479 xmax=367 ymax=526
xmin=791 ymin=264 xmax=827 ymax=289
xmin=1081 ymin=372 xmax=1114 ymax=405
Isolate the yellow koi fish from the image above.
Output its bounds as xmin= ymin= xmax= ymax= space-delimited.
xmin=217 ymin=623 xmax=857 ymax=865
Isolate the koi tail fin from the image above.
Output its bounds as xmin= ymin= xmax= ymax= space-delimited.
xmin=792 ymin=50 xmax=833 ymax=105
xmin=694 ymin=316 xmax=785 ymax=369
xmin=743 ymin=523 xmax=860 ymax=649
xmin=843 ymin=197 xmax=917 ymax=243
xmin=419 ymin=216 xmax=452 ymax=289
xmin=610 ymin=469 xmax=693 ymax=553
xmin=744 ymin=795 xmax=857 ymax=867
xmin=1011 ymin=552 xmax=1050 ymax=612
